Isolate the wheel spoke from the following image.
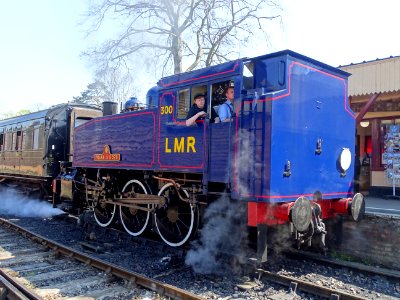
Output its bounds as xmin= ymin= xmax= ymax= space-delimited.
xmin=175 ymin=223 xmax=182 ymax=236
xmin=177 ymin=218 xmax=190 ymax=230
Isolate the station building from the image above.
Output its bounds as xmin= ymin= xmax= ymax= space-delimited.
xmin=340 ymin=56 xmax=400 ymax=195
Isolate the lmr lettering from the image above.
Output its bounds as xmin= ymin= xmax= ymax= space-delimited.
xmin=165 ymin=137 xmax=196 ymax=153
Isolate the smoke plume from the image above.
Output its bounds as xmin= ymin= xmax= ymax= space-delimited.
xmin=185 ymin=196 xmax=248 ymax=274
xmin=0 ymin=189 xmax=63 ymax=217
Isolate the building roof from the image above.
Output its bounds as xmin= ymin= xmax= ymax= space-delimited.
xmin=339 ymin=56 xmax=400 ymax=96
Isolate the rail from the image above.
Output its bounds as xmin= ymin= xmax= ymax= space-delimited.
xmin=0 ymin=270 xmax=42 ymax=300
xmin=257 ymin=268 xmax=367 ymax=300
xmin=0 ymin=218 xmax=204 ymax=300
xmin=284 ymin=250 xmax=400 ymax=281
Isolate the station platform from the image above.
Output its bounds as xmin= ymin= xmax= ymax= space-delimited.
xmin=364 ymin=194 xmax=400 ymax=217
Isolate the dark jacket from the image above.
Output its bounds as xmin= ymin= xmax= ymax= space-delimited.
xmin=186 ymin=104 xmax=206 ymax=120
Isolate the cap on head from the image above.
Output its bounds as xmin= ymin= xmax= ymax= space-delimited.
xmin=225 ymin=82 xmax=234 ymax=92
xmin=225 ymin=86 xmax=234 ymax=93
xmin=193 ymin=93 xmax=204 ymax=101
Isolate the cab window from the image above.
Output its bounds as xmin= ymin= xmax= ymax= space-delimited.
xmin=255 ymin=59 xmax=286 ymax=91
xmin=210 ymin=80 xmax=234 ymax=123
xmin=191 ymin=85 xmax=207 ymax=100
xmin=242 ymin=62 xmax=254 ymax=90
xmin=177 ymin=89 xmax=190 ymax=119
xmin=176 ymin=85 xmax=207 ymax=119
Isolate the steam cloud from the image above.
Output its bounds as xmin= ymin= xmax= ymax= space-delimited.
xmin=0 ymin=189 xmax=63 ymax=217
xmin=185 ymin=128 xmax=255 ymax=274
xmin=185 ymin=196 xmax=248 ymax=274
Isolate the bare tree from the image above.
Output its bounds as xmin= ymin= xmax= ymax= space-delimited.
xmin=96 ymin=67 xmax=139 ymax=111
xmin=83 ymin=0 xmax=281 ymax=76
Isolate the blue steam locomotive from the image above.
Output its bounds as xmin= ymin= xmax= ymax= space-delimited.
xmin=52 ymin=50 xmax=364 ymax=260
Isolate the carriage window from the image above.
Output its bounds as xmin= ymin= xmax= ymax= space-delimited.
xmin=23 ymin=127 xmax=32 ymax=150
xmin=0 ymin=133 xmax=4 ymax=151
xmin=16 ymin=131 xmax=22 ymax=151
xmin=177 ymin=88 xmax=190 ymax=119
xmin=11 ymin=132 xmax=17 ymax=151
xmin=5 ymin=132 xmax=12 ymax=151
xmin=33 ymin=126 xmax=40 ymax=150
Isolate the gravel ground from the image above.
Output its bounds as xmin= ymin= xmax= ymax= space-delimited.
xmin=1 ymin=212 xmax=399 ymax=300
xmin=266 ymin=256 xmax=400 ymax=299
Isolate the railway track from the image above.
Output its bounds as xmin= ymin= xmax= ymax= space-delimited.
xmin=1 ymin=213 xmax=399 ymax=299
xmin=285 ymin=250 xmax=400 ymax=281
xmin=256 ymin=268 xmax=368 ymax=300
xmin=0 ymin=217 xmax=204 ymax=300
xmin=250 ymin=251 xmax=400 ymax=300
xmin=79 ymin=215 xmax=389 ymax=299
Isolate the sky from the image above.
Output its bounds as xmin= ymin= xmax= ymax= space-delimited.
xmin=0 ymin=1 xmax=91 ymax=115
xmin=1 ymin=0 xmax=399 ymax=115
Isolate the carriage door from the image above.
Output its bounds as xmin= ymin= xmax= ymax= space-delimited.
xmin=15 ymin=128 xmax=23 ymax=173
xmin=9 ymin=127 xmax=23 ymax=173
xmin=158 ymin=88 xmax=206 ymax=171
